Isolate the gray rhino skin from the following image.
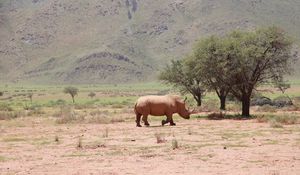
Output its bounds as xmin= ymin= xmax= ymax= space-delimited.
xmin=134 ymin=95 xmax=195 ymax=127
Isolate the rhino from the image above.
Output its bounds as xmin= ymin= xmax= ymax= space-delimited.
xmin=134 ymin=95 xmax=195 ymax=127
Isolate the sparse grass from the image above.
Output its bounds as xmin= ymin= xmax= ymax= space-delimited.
xmin=0 ymin=155 xmax=7 ymax=162
xmin=269 ymin=119 xmax=284 ymax=128
xmin=0 ymin=103 xmax=14 ymax=111
xmin=2 ymin=137 xmax=26 ymax=142
xmin=256 ymin=114 xmax=299 ymax=125
xmin=256 ymin=105 xmax=277 ymax=112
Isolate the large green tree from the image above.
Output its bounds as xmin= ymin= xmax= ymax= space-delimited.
xmin=222 ymin=27 xmax=294 ymax=116
xmin=159 ymin=59 xmax=206 ymax=106
xmin=187 ymin=36 xmax=233 ymax=110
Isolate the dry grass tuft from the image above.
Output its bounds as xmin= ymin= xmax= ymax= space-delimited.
xmin=269 ymin=119 xmax=283 ymax=128
xmin=154 ymin=133 xmax=166 ymax=144
xmin=103 ymin=127 xmax=109 ymax=138
xmin=172 ymin=138 xmax=179 ymax=149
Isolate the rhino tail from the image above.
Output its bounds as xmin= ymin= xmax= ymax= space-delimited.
xmin=134 ymin=102 xmax=137 ymax=114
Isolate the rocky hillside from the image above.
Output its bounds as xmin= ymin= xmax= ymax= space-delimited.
xmin=0 ymin=0 xmax=299 ymax=84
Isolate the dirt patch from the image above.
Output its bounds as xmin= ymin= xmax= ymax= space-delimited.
xmin=0 ymin=117 xmax=299 ymax=174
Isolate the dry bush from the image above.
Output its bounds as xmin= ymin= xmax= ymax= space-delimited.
xmin=172 ymin=138 xmax=179 ymax=149
xmin=55 ymin=135 xmax=59 ymax=143
xmin=187 ymin=127 xmax=192 ymax=135
xmin=269 ymin=119 xmax=283 ymax=128
xmin=207 ymin=112 xmax=225 ymax=120
xmin=77 ymin=137 xmax=83 ymax=148
xmin=55 ymin=106 xmax=78 ymax=124
xmin=0 ymin=111 xmax=19 ymax=120
xmin=154 ymin=133 xmax=166 ymax=143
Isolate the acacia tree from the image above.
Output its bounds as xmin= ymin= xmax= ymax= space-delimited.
xmin=64 ymin=86 xmax=78 ymax=104
xmin=223 ymin=27 xmax=294 ymax=116
xmin=187 ymin=36 xmax=233 ymax=110
xmin=159 ymin=59 xmax=206 ymax=106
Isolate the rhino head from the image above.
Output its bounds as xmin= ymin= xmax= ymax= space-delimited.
xmin=177 ymin=97 xmax=197 ymax=119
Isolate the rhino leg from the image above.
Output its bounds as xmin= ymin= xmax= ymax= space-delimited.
xmin=163 ymin=115 xmax=176 ymax=126
xmin=169 ymin=118 xmax=176 ymax=126
xmin=136 ymin=114 xmax=142 ymax=127
xmin=162 ymin=114 xmax=173 ymax=126
xmin=142 ymin=115 xmax=150 ymax=126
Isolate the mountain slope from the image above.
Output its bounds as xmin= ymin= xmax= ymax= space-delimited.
xmin=0 ymin=0 xmax=299 ymax=84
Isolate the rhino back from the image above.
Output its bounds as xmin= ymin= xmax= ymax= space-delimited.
xmin=135 ymin=95 xmax=176 ymax=116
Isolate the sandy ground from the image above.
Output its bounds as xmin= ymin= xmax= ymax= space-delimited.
xmin=0 ymin=116 xmax=300 ymax=175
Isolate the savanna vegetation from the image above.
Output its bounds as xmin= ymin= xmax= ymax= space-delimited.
xmin=0 ymin=27 xmax=299 ymax=174
xmin=160 ymin=27 xmax=296 ymax=117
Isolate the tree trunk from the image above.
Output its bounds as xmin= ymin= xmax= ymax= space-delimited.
xmin=72 ymin=96 xmax=75 ymax=104
xmin=220 ymin=96 xmax=226 ymax=110
xmin=196 ymin=98 xmax=201 ymax=106
xmin=241 ymin=96 xmax=250 ymax=117
xmin=192 ymin=93 xmax=202 ymax=106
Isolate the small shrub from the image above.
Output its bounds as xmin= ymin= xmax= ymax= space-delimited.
xmin=103 ymin=127 xmax=109 ymax=138
xmin=251 ymin=96 xmax=273 ymax=106
xmin=55 ymin=106 xmax=77 ymax=124
xmin=154 ymin=133 xmax=166 ymax=143
xmin=88 ymin=92 xmax=96 ymax=98
xmin=256 ymin=115 xmax=269 ymax=123
xmin=273 ymin=96 xmax=293 ymax=108
xmin=55 ymin=135 xmax=59 ymax=143
xmin=77 ymin=137 xmax=82 ymax=148
xmin=172 ymin=138 xmax=179 ymax=149
xmin=188 ymin=127 xmax=192 ymax=135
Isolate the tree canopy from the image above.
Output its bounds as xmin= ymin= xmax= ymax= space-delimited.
xmin=64 ymin=86 xmax=78 ymax=104
xmin=159 ymin=59 xmax=206 ymax=106
xmin=160 ymin=26 xmax=294 ymax=116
